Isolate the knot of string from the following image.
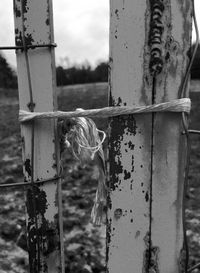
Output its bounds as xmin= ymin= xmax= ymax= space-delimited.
xmin=62 ymin=116 xmax=107 ymax=226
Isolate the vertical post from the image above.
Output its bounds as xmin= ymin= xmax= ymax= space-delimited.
xmin=107 ymin=0 xmax=192 ymax=272
xmin=13 ymin=0 xmax=64 ymax=272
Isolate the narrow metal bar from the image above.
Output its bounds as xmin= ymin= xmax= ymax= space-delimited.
xmin=13 ymin=0 xmax=64 ymax=271
xmin=187 ymin=262 xmax=200 ymax=273
xmin=107 ymin=0 xmax=192 ymax=272
xmin=0 ymin=43 xmax=57 ymax=50
xmin=0 ymin=176 xmax=61 ymax=188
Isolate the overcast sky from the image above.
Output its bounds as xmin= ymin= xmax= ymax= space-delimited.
xmin=0 ymin=0 xmax=199 ymax=69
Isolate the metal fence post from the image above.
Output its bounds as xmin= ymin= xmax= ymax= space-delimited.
xmin=13 ymin=0 xmax=64 ymax=272
xmin=107 ymin=0 xmax=192 ymax=272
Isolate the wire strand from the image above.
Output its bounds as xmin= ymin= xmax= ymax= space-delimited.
xmin=180 ymin=0 xmax=200 ymax=272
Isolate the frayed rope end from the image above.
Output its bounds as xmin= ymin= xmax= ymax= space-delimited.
xmin=63 ymin=114 xmax=107 ymax=226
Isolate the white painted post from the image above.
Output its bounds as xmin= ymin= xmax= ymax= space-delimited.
xmin=107 ymin=1 xmax=192 ymax=272
xmin=13 ymin=0 xmax=64 ymax=272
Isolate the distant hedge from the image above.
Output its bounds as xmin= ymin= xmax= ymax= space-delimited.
xmin=56 ymin=61 xmax=108 ymax=86
xmin=191 ymin=43 xmax=200 ymax=79
xmin=1 ymin=42 xmax=200 ymax=92
xmin=0 ymin=52 xmax=18 ymax=89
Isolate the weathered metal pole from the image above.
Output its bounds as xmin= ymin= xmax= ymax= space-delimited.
xmin=107 ymin=0 xmax=192 ymax=272
xmin=13 ymin=0 xmax=64 ymax=272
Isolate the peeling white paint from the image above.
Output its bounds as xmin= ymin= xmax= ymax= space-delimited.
xmin=13 ymin=0 xmax=64 ymax=272
xmin=108 ymin=0 xmax=192 ymax=272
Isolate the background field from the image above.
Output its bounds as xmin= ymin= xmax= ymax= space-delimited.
xmin=0 ymin=81 xmax=200 ymax=272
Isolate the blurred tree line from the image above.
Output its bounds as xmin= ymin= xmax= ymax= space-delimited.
xmin=56 ymin=61 xmax=108 ymax=86
xmin=0 ymin=53 xmax=18 ymax=88
xmin=190 ymin=43 xmax=200 ymax=79
xmin=0 ymin=44 xmax=200 ymax=89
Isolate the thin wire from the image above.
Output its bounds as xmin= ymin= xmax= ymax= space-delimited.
xmin=0 ymin=176 xmax=61 ymax=188
xmin=180 ymin=0 xmax=200 ymax=272
xmin=188 ymin=262 xmax=200 ymax=273
xmin=19 ymin=0 xmax=40 ymax=270
xmin=0 ymin=43 xmax=57 ymax=50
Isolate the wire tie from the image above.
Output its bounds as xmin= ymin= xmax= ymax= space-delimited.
xmin=27 ymin=102 xmax=36 ymax=111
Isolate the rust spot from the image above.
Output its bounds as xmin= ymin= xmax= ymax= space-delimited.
xmin=114 ymin=208 xmax=122 ymax=219
xmin=22 ymin=0 xmax=28 ymax=13
xmin=116 ymin=97 xmax=122 ymax=106
xmin=106 ymin=217 xmax=112 ymax=266
xmin=15 ymin=31 xmax=23 ymax=47
xmin=115 ymin=9 xmax=119 ymax=20
xmin=143 ymin=232 xmax=160 ymax=272
xmin=26 ymin=187 xmax=49 ymax=218
xmin=130 ymin=180 xmax=133 ymax=190
xmin=107 ymin=193 xmax=112 ymax=209
xmin=124 ymin=42 xmax=128 ymax=49
xmin=135 ymin=230 xmax=140 ymax=238
xmin=24 ymin=159 xmax=31 ymax=177
xmin=25 ymin=33 xmax=34 ymax=46
xmin=42 ymin=228 xmax=58 ymax=256
xmin=131 ymin=155 xmax=134 ymax=172
xmin=145 ymin=191 xmax=149 ymax=202
xmin=106 ymin=218 xmax=112 ymax=244
xmin=26 ymin=186 xmax=58 ymax=271
xmin=165 ymin=51 xmax=170 ymax=61
xmin=128 ymin=141 xmax=135 ymax=150
xmin=14 ymin=4 xmax=21 ymax=17
xmin=115 ymin=29 xmax=118 ymax=39
xmin=124 ymin=170 xmax=131 ymax=180
xmin=109 ymin=114 xmax=137 ymax=190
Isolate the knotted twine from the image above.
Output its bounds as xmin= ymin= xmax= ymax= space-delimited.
xmin=19 ymin=98 xmax=191 ymax=226
xmin=62 ymin=116 xmax=106 ymax=226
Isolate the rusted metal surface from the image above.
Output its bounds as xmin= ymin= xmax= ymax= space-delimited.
xmin=107 ymin=0 xmax=192 ymax=272
xmin=13 ymin=0 xmax=64 ymax=272
xmin=150 ymin=1 xmax=192 ymax=272
xmin=107 ymin=1 xmax=152 ymax=272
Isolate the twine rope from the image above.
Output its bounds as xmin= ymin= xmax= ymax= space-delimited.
xmin=19 ymin=98 xmax=191 ymax=123
xmin=19 ymin=98 xmax=191 ymax=226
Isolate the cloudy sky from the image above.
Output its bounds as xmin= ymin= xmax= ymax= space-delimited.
xmin=0 ymin=0 xmax=199 ymax=69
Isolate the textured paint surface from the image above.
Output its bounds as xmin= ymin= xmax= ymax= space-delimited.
xmin=150 ymin=1 xmax=192 ymax=272
xmin=107 ymin=0 xmax=192 ymax=272
xmin=13 ymin=0 xmax=64 ymax=272
xmin=107 ymin=1 xmax=152 ymax=272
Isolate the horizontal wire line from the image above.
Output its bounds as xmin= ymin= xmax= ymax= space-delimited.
xmin=0 ymin=176 xmax=61 ymax=188
xmin=0 ymin=43 xmax=57 ymax=50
